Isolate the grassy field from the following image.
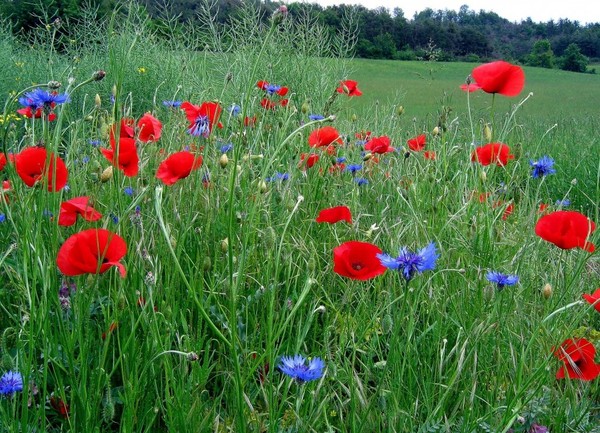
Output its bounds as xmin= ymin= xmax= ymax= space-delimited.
xmin=0 ymin=5 xmax=599 ymax=433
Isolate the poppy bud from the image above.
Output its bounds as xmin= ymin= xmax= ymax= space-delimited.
xmin=479 ymin=170 xmax=487 ymax=182
xmin=220 ymin=238 xmax=229 ymax=253
xmin=203 ymin=256 xmax=212 ymax=272
xmin=85 ymin=115 xmax=94 ymax=122
xmin=307 ymin=257 xmax=316 ymax=272
xmin=313 ymin=305 xmax=326 ymax=314
xmin=396 ymin=105 xmax=405 ymax=116
xmin=351 ymin=114 xmax=358 ymax=122
xmin=95 ymin=94 xmax=101 ymax=108
xmin=301 ymin=102 xmax=310 ymax=114
xmin=259 ymin=180 xmax=267 ymax=194
xmin=542 ymin=283 xmax=552 ymax=299
xmin=363 ymin=152 xmax=373 ymax=162
xmin=483 ymin=124 xmax=492 ymax=141
xmin=100 ymin=166 xmax=113 ymax=182
xmin=382 ymin=314 xmax=393 ymax=334
xmin=219 ymin=153 xmax=229 ymax=168
xmin=432 ymin=126 xmax=440 ymax=136
xmin=92 ymin=70 xmax=106 ymax=81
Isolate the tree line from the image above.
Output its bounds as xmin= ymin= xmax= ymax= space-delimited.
xmin=1 ymin=0 xmax=597 ymax=72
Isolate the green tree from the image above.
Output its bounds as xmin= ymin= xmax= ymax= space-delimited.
xmin=527 ymin=39 xmax=554 ymax=68
xmin=560 ymin=43 xmax=588 ymax=72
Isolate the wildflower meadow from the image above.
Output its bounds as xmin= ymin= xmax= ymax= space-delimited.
xmin=0 ymin=2 xmax=599 ymax=432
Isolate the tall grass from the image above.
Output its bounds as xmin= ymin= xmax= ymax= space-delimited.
xmin=0 ymin=2 xmax=598 ymax=432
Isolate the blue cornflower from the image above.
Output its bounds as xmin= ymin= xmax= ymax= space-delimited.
xmin=345 ymin=164 xmax=362 ymax=175
xmin=89 ymin=139 xmax=101 ymax=147
xmin=354 ymin=177 xmax=368 ymax=186
xmin=555 ymin=199 xmax=571 ymax=207
xmin=377 ymin=242 xmax=438 ymax=281
xmin=278 ymin=355 xmax=325 ymax=383
xmin=530 ymin=155 xmax=556 ymax=178
xmin=229 ymin=104 xmax=241 ymax=116
xmin=110 ymin=214 xmax=119 ymax=224
xmin=188 ymin=115 xmax=210 ymax=137
xmin=20 ymin=88 xmax=69 ymax=109
xmin=265 ymin=84 xmax=282 ymax=95
xmin=486 ymin=271 xmax=519 ymax=290
xmin=308 ymin=114 xmax=325 ymax=121
xmin=0 ymin=371 xmax=23 ymax=396
xmin=0 ymin=213 xmax=5 ymax=223
xmin=124 ymin=186 xmax=134 ymax=196
xmin=220 ymin=143 xmax=234 ymax=153
xmin=81 ymin=156 xmax=90 ymax=164
xmin=163 ymin=100 xmax=182 ymax=108
xmin=336 ymin=157 xmax=347 ymax=164
xmin=43 ymin=209 xmax=53 ymax=218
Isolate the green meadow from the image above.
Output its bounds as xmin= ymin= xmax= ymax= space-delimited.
xmin=0 ymin=4 xmax=598 ymax=433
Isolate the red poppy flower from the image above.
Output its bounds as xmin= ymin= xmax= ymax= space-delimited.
xmin=181 ymin=101 xmax=222 ymax=137
xmin=308 ymin=126 xmax=342 ymax=148
xmin=424 ymin=151 xmax=436 ymax=160
xmin=364 ymin=136 xmax=394 ymax=154
xmin=57 ymin=228 xmax=127 ymax=278
xmin=58 ymin=196 xmax=103 ymax=227
xmin=137 ymin=113 xmax=162 ymax=143
xmin=49 ymin=396 xmax=70 ymax=419
xmin=407 ymin=134 xmax=426 ymax=152
xmin=583 ymin=288 xmax=600 ymax=313
xmin=459 ymin=83 xmax=482 ymax=93
xmin=333 ymin=241 xmax=386 ymax=280
xmin=471 ymin=143 xmax=514 ymax=166
xmin=554 ymin=338 xmax=600 ymax=381
xmin=17 ymin=107 xmax=57 ymax=121
xmin=316 ymin=206 xmax=352 ymax=224
xmin=14 ymin=147 xmax=68 ymax=191
xmin=502 ymin=203 xmax=514 ymax=220
xmin=244 ymin=116 xmax=257 ymax=127
xmin=0 ymin=153 xmax=7 ymax=171
xmin=299 ymin=153 xmax=319 ymax=170
xmin=101 ymin=134 xmax=139 ymax=177
xmin=471 ymin=61 xmax=525 ymax=97
xmin=337 ymin=80 xmax=362 ymax=96
xmin=1 ymin=180 xmax=11 ymax=203
xmin=535 ymin=211 xmax=596 ymax=252
xmin=111 ymin=117 xmax=135 ymax=139
xmin=156 ymin=151 xmax=203 ymax=185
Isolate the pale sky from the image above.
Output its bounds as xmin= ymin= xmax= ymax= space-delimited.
xmin=310 ymin=0 xmax=599 ymax=24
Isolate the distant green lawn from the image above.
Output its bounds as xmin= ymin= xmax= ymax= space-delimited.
xmin=346 ymin=59 xmax=600 ymax=120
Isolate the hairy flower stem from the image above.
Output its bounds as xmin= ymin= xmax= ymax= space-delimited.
xmin=154 ymin=186 xmax=231 ymax=349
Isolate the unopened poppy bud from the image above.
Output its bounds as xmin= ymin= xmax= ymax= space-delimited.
xmin=95 ymin=94 xmax=101 ymax=108
xmin=225 ymin=72 xmax=233 ymax=83
xmin=85 ymin=115 xmax=94 ymax=122
xmin=307 ymin=257 xmax=316 ymax=272
xmin=301 ymin=102 xmax=310 ymax=114
xmin=220 ymin=238 xmax=229 ymax=252
xmin=170 ymin=236 xmax=177 ymax=248
xmin=100 ymin=166 xmax=113 ymax=182
xmin=351 ymin=114 xmax=358 ymax=122
xmin=432 ymin=126 xmax=440 ymax=136
xmin=92 ymin=70 xmax=106 ymax=81
xmin=483 ymin=124 xmax=492 ymax=141
xmin=363 ymin=152 xmax=373 ymax=162
xmin=202 ymin=256 xmax=212 ymax=272
xmin=404 ymin=151 xmax=411 ymax=159
xmin=259 ymin=180 xmax=267 ymax=193
xmin=112 ymin=84 xmax=117 ymax=98
xmin=396 ymin=105 xmax=405 ymax=116
xmin=542 ymin=283 xmax=552 ymax=299
xmin=382 ymin=314 xmax=393 ymax=334
xmin=219 ymin=153 xmax=229 ymax=168
xmin=571 ymin=178 xmax=577 ymax=185
xmin=479 ymin=170 xmax=487 ymax=182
